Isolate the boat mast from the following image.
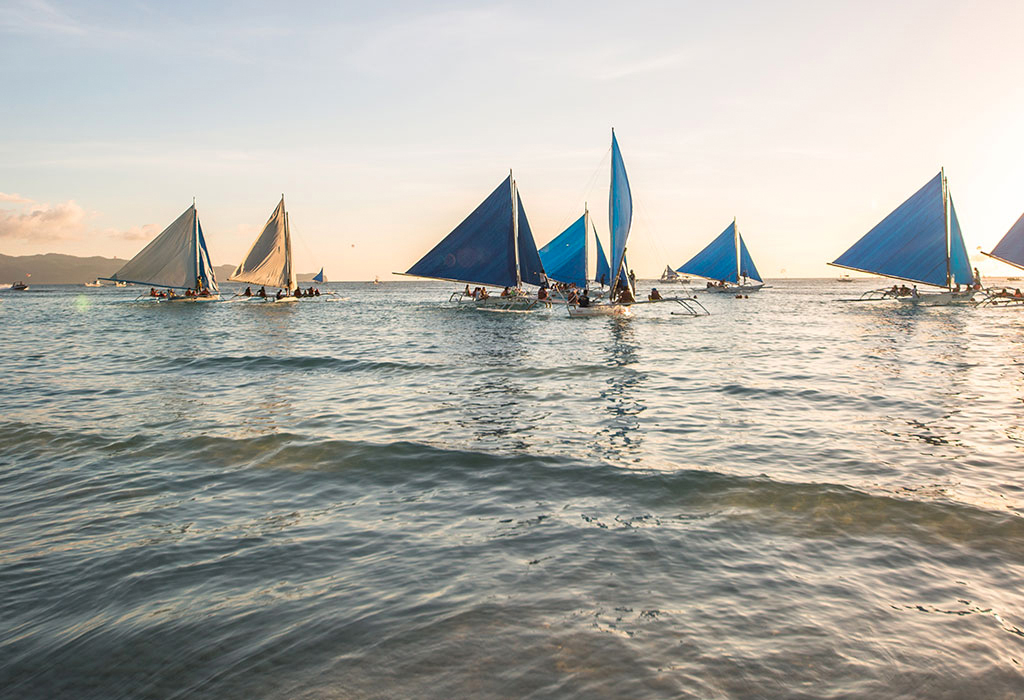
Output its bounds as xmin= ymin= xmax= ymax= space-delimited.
xmin=942 ymin=168 xmax=951 ymax=289
xmin=511 ymin=170 xmax=521 ymax=288
xmin=734 ymin=216 xmax=741 ymax=284
xmin=193 ymin=201 xmax=200 ymax=289
xmin=584 ymin=202 xmax=590 ymax=290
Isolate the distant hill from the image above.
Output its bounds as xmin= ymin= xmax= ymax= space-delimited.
xmin=0 ymin=253 xmax=256 ymax=285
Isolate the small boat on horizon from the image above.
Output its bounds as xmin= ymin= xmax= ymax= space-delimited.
xmin=10 ymin=281 xmax=29 ymax=291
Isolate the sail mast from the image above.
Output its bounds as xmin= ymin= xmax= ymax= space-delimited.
xmin=193 ymin=204 xmax=200 ymax=289
xmin=942 ymin=168 xmax=951 ymax=289
xmin=734 ymin=217 xmax=740 ymax=283
xmin=584 ymin=202 xmax=590 ymax=290
xmin=511 ymin=170 xmax=521 ymax=288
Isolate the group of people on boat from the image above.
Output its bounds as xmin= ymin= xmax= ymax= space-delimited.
xmin=240 ymin=285 xmax=320 ymax=299
xmin=463 ymin=285 xmax=491 ymax=300
xmin=706 ymin=280 xmax=730 ymax=289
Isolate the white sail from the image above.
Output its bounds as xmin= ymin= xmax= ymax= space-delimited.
xmin=107 ymin=205 xmax=200 ymax=289
xmin=230 ymin=197 xmax=294 ymax=289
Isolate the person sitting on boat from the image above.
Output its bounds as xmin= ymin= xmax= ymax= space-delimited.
xmin=276 ymin=289 xmax=284 ymax=299
xmin=257 ymin=286 xmax=266 ymax=298
xmin=973 ymin=267 xmax=982 ymax=290
xmin=567 ymin=288 xmax=579 ymax=304
xmin=464 ymin=284 xmax=471 ymax=297
xmin=617 ymin=286 xmax=636 ymax=304
xmin=501 ymin=287 xmax=511 ymax=297
xmin=538 ymin=286 xmax=549 ymax=301
xmin=579 ymin=289 xmax=591 ymax=307
xmin=911 ymin=285 xmax=919 ymax=298
xmin=149 ymin=287 xmax=158 ymax=297
xmin=165 ymin=289 xmax=175 ymax=299
xmin=293 ymin=287 xmax=302 ymax=298
xmin=314 ymin=288 xmax=320 ymax=296
xmin=649 ymin=288 xmax=663 ymax=301
xmin=243 ymin=286 xmax=252 ymax=297
xmin=478 ymin=287 xmax=489 ymax=299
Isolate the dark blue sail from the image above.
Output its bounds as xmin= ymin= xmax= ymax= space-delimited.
xmin=738 ymin=233 xmax=762 ymax=283
xmin=405 ymin=176 xmax=518 ymax=288
xmin=594 ymin=229 xmax=611 ymax=285
xmin=516 ymin=191 xmax=546 ymax=287
xmin=312 ymin=268 xmax=325 ymax=283
xmin=609 ymin=130 xmax=632 ymax=284
xmin=539 ymin=214 xmax=586 ymax=288
xmin=988 ymin=211 xmax=1024 ymax=272
xmin=196 ymin=217 xmax=219 ymax=291
xmin=677 ymin=222 xmax=739 ymax=283
xmin=948 ymin=197 xmax=972 ymax=285
xmin=831 ymin=173 xmax=948 ymax=287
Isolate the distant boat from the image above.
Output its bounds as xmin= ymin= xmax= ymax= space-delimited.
xmin=660 ymin=265 xmax=688 ymax=283
xmin=402 ymin=171 xmax=548 ymax=311
xmin=677 ymin=218 xmax=765 ymax=294
xmin=830 ymin=170 xmax=975 ymax=305
xmin=837 ymin=274 xmax=854 ymax=283
xmin=85 ymin=279 xmax=102 ymax=287
xmin=312 ymin=268 xmax=326 ymax=284
xmin=230 ymin=196 xmax=300 ymax=303
xmin=373 ymin=275 xmax=381 ymax=285
xmin=102 ymin=203 xmax=220 ymax=302
xmin=10 ymin=281 xmax=29 ymax=291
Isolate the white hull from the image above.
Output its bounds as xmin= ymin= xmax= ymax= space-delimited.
xmin=897 ymin=291 xmax=975 ymax=306
xmin=567 ymin=303 xmax=631 ymax=317
xmin=701 ymin=283 xmax=764 ymax=294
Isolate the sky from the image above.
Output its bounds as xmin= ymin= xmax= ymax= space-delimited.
xmin=1 ymin=0 xmax=1023 ymax=279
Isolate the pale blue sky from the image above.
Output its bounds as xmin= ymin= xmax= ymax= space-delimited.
xmin=2 ymin=0 xmax=1023 ymax=279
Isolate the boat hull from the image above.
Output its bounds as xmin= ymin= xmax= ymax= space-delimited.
xmin=567 ymin=304 xmax=631 ymax=317
xmin=701 ymin=284 xmax=764 ymax=294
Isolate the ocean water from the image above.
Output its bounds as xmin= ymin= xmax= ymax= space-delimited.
xmin=1 ymin=279 xmax=1023 ymax=699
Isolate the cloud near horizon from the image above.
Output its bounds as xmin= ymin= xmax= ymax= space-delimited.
xmin=0 ymin=195 xmax=156 ymax=242
xmin=0 ymin=199 xmax=88 ymax=240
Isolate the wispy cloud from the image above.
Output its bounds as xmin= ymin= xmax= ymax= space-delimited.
xmin=0 ymin=0 xmax=85 ymax=36
xmin=600 ymin=50 xmax=690 ymax=81
xmin=0 ymin=192 xmax=34 ymax=204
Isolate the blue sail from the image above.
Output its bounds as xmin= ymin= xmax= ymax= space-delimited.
xmin=677 ymin=222 xmax=739 ymax=283
xmin=988 ymin=211 xmax=1024 ymax=272
xmin=312 ymin=268 xmax=325 ymax=283
xmin=738 ymin=233 xmax=762 ymax=283
xmin=405 ymin=175 xmax=518 ymax=288
xmin=196 ymin=217 xmax=219 ymax=291
xmin=831 ymin=172 xmax=948 ymax=287
xmin=594 ymin=228 xmax=611 ymax=285
xmin=516 ymin=191 xmax=546 ymax=287
xmin=609 ymin=130 xmax=632 ymax=286
xmin=539 ymin=214 xmax=587 ymax=288
xmin=948 ymin=197 xmax=972 ymax=285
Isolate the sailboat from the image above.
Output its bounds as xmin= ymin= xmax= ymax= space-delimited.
xmin=538 ymin=204 xmax=622 ymax=294
xmin=660 ymin=265 xmax=687 ymax=284
xmin=677 ymin=218 xmax=764 ymax=294
xmin=312 ymin=268 xmax=326 ymax=284
xmin=402 ymin=172 xmax=547 ymax=311
xmin=568 ymin=130 xmax=707 ymax=317
xmin=103 ymin=203 xmax=219 ymax=302
xmin=230 ymin=196 xmax=299 ymax=302
xmin=830 ymin=170 xmax=975 ymax=305
xmin=978 ymin=212 xmax=1024 ymax=305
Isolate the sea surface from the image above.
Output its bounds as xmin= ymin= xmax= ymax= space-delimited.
xmin=2 ymin=279 xmax=1023 ymax=699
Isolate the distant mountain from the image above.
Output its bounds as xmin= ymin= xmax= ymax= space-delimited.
xmin=0 ymin=253 xmax=236 ymax=285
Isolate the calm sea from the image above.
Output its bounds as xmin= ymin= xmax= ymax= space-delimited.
xmin=1 ymin=279 xmax=1023 ymax=699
